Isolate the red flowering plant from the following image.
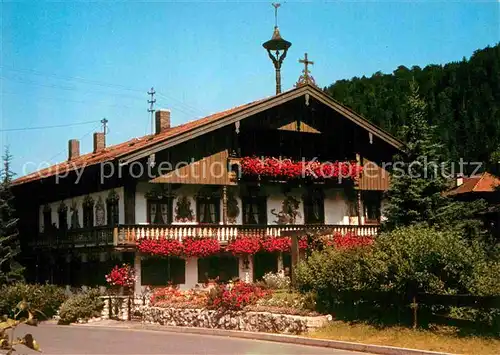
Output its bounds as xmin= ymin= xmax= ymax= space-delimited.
xmin=226 ymin=235 xmax=261 ymax=255
xmin=261 ymin=236 xmax=309 ymax=253
xmin=261 ymin=236 xmax=291 ymax=253
xmin=137 ymin=238 xmax=184 ymax=257
xmin=182 ymin=237 xmax=221 ymax=258
xmin=298 ymin=236 xmax=308 ymax=250
xmin=327 ymin=232 xmax=374 ymax=249
xmin=207 ymin=281 xmax=270 ymax=310
xmin=240 ymin=157 xmax=363 ymax=181
xmin=105 ymin=264 xmax=135 ymax=289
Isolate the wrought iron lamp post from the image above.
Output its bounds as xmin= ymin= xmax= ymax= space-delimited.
xmin=262 ymin=3 xmax=292 ymax=95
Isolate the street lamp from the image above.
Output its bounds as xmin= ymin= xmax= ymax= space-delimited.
xmin=262 ymin=4 xmax=292 ymax=95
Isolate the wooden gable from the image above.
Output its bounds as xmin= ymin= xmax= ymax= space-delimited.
xmin=358 ymin=157 xmax=391 ymax=191
xmin=150 ymin=150 xmax=235 ymax=185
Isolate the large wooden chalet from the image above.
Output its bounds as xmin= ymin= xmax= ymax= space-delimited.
xmin=13 ymin=84 xmax=402 ymax=292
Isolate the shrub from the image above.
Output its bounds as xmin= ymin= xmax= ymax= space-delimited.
xmin=371 ymin=226 xmax=485 ymax=295
xmin=262 ymin=271 xmax=291 ymax=290
xmin=468 ymin=258 xmax=500 ymax=296
xmin=0 ymin=283 xmax=67 ymax=319
xmin=295 ymin=225 xmax=500 ymax=327
xmin=256 ymin=291 xmax=316 ymax=311
xmin=58 ymin=288 xmax=104 ymax=325
xmin=295 ymin=245 xmax=375 ymax=313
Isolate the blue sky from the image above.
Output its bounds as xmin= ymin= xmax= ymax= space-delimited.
xmin=1 ymin=1 xmax=499 ymax=175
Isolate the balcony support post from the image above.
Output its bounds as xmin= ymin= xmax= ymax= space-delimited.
xmin=134 ymin=252 xmax=142 ymax=297
xmin=222 ymin=185 xmax=228 ymax=224
xmin=277 ymin=252 xmax=284 ymax=272
xmin=290 ymin=235 xmax=300 ymax=287
xmin=184 ymin=257 xmax=199 ymax=289
xmin=356 ymin=190 xmax=363 ymax=226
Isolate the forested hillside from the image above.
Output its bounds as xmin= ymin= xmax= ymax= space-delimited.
xmin=325 ymin=44 xmax=500 ymax=166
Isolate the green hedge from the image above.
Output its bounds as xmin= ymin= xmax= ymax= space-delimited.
xmin=58 ymin=288 xmax=104 ymax=325
xmin=0 ymin=283 xmax=67 ymax=319
xmin=295 ymin=226 xmax=500 ymax=328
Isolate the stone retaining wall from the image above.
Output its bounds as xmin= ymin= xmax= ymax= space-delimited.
xmin=137 ymin=306 xmax=329 ymax=335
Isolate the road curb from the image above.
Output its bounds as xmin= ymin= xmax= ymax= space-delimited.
xmin=71 ymin=322 xmax=455 ymax=355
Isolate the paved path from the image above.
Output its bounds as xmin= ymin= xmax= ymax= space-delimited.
xmin=14 ymin=323 xmax=369 ymax=354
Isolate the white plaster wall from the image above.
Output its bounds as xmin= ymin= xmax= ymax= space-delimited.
xmin=135 ymin=182 xmax=150 ymax=225
xmin=131 ymin=183 xmax=363 ymax=228
xmin=238 ymin=255 xmax=254 ymax=283
xmin=136 ymin=183 xmax=245 ymax=226
xmin=183 ymin=257 xmax=198 ymax=290
xmin=324 ymin=188 xmax=350 ymax=225
xmin=38 ymin=187 xmax=124 ymax=232
xmin=136 ymin=183 xmax=200 ymax=225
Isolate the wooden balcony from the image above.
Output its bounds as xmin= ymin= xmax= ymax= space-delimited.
xmin=31 ymin=226 xmax=115 ymax=249
xmin=31 ymin=224 xmax=379 ymax=250
xmin=115 ymin=224 xmax=379 ymax=247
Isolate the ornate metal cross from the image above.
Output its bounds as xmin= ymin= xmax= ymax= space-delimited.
xmin=299 ymin=53 xmax=314 ymax=75
xmin=296 ymin=52 xmax=316 ymax=87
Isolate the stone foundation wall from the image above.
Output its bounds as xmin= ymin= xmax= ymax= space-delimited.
xmin=137 ymin=306 xmax=329 ymax=335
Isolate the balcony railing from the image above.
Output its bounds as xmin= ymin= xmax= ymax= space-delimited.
xmin=115 ymin=224 xmax=379 ymax=246
xmin=31 ymin=226 xmax=115 ymax=248
xmin=31 ymin=224 xmax=379 ymax=249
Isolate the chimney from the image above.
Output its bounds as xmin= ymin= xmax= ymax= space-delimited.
xmin=456 ymin=174 xmax=464 ymax=187
xmin=68 ymin=139 xmax=80 ymax=161
xmin=93 ymin=132 xmax=106 ymax=153
xmin=155 ymin=109 xmax=171 ymax=134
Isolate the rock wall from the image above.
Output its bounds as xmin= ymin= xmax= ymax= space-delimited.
xmin=137 ymin=306 xmax=329 ymax=335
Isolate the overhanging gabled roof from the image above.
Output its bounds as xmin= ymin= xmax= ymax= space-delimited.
xmin=447 ymin=172 xmax=500 ymax=196
xmin=13 ymin=84 xmax=403 ymax=186
xmin=118 ymin=84 xmax=404 ymax=165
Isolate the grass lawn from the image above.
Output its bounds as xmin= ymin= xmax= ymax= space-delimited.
xmin=308 ymin=321 xmax=500 ymax=355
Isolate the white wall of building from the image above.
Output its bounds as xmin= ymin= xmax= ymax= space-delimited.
xmin=38 ymin=187 xmax=124 ymax=232
xmin=39 ymin=183 xmax=369 ymax=232
xmin=133 ymin=183 xmax=363 ymax=226
xmin=324 ymin=188 xmax=351 ymax=225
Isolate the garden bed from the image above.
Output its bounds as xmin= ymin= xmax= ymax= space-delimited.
xmin=137 ymin=272 xmax=325 ymax=334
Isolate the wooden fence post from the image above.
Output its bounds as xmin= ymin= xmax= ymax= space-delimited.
xmin=412 ymin=295 xmax=418 ymax=329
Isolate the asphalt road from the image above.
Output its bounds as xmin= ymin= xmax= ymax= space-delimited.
xmin=11 ymin=324 xmax=369 ymax=355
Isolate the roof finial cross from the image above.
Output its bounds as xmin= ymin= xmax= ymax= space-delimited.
xmin=296 ymin=52 xmax=317 ymax=87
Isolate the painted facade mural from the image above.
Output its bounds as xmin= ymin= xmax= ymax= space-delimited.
xmin=70 ymin=201 xmax=80 ymax=229
xmin=95 ymin=196 xmax=105 ymax=226
xmin=175 ymin=196 xmax=194 ymax=222
xmin=271 ymin=195 xmax=301 ymax=225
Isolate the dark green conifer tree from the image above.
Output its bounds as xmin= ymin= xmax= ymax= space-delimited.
xmin=0 ymin=147 xmax=24 ymax=284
